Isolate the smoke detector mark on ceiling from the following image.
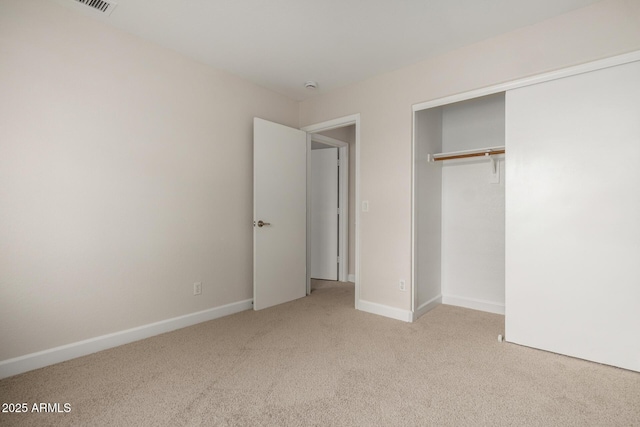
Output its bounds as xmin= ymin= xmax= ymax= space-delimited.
xmin=74 ymin=0 xmax=118 ymax=15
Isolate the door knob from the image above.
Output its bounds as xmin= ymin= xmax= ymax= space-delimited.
xmin=257 ymin=220 xmax=271 ymax=227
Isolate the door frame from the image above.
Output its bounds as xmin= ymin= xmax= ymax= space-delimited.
xmin=310 ymin=134 xmax=349 ymax=283
xmin=302 ymin=114 xmax=361 ymax=308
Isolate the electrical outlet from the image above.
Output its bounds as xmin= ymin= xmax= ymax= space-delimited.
xmin=399 ymin=280 xmax=406 ymax=291
xmin=193 ymin=282 xmax=202 ymax=296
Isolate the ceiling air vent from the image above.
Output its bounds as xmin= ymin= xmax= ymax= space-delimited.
xmin=74 ymin=0 xmax=118 ymax=15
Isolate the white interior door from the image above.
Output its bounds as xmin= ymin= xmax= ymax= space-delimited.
xmin=311 ymin=147 xmax=338 ymax=280
xmin=253 ymin=118 xmax=307 ymax=310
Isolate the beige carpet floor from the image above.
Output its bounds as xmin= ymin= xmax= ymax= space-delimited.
xmin=1 ymin=280 xmax=639 ymax=426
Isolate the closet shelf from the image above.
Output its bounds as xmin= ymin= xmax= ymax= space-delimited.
xmin=428 ymin=146 xmax=505 ymax=162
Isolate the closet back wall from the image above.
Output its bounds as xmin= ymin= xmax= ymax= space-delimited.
xmin=440 ymin=95 xmax=505 ymax=314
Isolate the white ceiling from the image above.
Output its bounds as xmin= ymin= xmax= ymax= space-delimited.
xmin=56 ymin=0 xmax=601 ymax=101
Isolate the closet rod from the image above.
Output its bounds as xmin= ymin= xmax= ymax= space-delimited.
xmin=431 ymin=148 xmax=505 ymax=162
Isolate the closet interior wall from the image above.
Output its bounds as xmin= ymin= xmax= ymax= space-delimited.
xmin=415 ymin=93 xmax=506 ymax=317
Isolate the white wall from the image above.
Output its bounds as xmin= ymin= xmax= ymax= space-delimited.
xmin=299 ymin=0 xmax=640 ymax=315
xmin=441 ymin=94 xmax=505 ymax=151
xmin=0 ymin=0 xmax=298 ymax=361
xmin=440 ymin=95 xmax=505 ymax=314
xmin=505 ymin=59 xmax=640 ymax=372
xmin=414 ymin=108 xmax=442 ymax=313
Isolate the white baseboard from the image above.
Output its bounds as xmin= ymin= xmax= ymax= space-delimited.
xmin=348 ymin=274 xmax=355 ymax=283
xmin=413 ymin=294 xmax=442 ymax=321
xmin=0 ymin=299 xmax=253 ymax=379
xmin=357 ymin=299 xmax=413 ymax=322
xmin=442 ymin=294 xmax=504 ymax=315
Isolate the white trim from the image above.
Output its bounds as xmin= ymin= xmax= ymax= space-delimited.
xmin=411 ymin=101 xmax=416 ymax=314
xmin=442 ymin=295 xmax=504 ymax=315
xmin=358 ymin=299 xmax=413 ymax=323
xmin=413 ymin=294 xmax=442 ymax=321
xmin=354 ymin=119 xmax=360 ymax=306
xmin=0 ymin=299 xmax=253 ymax=379
xmin=302 ymin=114 xmax=359 ymax=133
xmin=306 ymin=134 xmax=312 ymax=295
xmin=338 ymin=147 xmax=349 ymax=282
xmin=348 ymin=274 xmax=356 ymax=283
xmin=413 ymin=51 xmax=640 ymax=112
xmin=302 ymin=114 xmax=361 ymax=308
xmin=310 ymin=133 xmax=347 ymax=148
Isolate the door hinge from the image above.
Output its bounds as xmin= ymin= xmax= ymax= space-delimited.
xmin=337 ymin=256 xmax=341 ymax=264
xmin=337 ymin=207 xmax=341 ymax=215
xmin=337 ymin=159 xmax=340 ymax=166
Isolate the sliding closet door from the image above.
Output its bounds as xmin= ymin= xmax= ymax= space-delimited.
xmin=505 ymin=60 xmax=640 ymax=371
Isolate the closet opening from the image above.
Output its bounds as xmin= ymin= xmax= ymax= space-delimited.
xmin=413 ymin=92 xmax=506 ymax=320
